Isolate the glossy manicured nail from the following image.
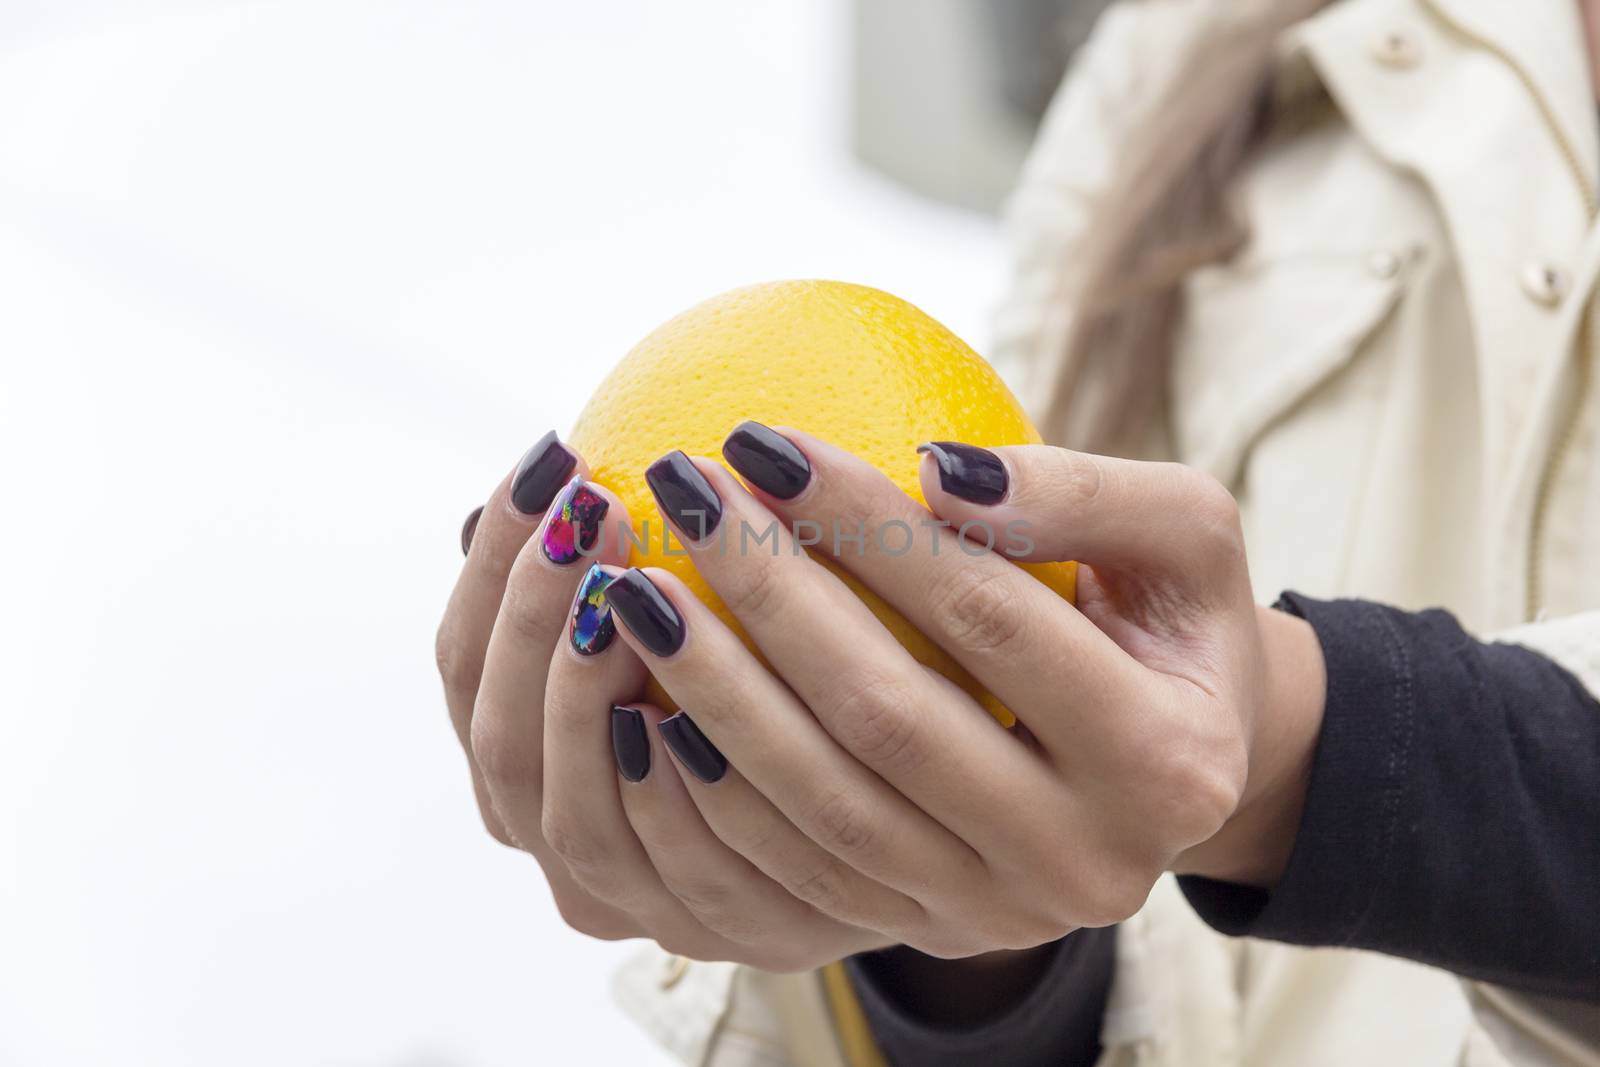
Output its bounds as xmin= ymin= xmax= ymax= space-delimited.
xmin=611 ymin=705 xmax=650 ymax=783
xmin=645 ymin=450 xmax=722 ymax=542
xmin=658 ymin=712 xmax=726 ymax=784
xmin=604 ymin=569 xmax=685 ymax=657
xmin=570 ymin=563 xmax=617 ymax=655
xmin=511 ymin=430 xmax=579 ymax=515
xmin=722 ymin=421 xmax=811 ymax=499
xmin=460 ymin=505 xmax=483 ymax=556
xmin=917 ymin=441 xmax=1008 ymax=505
xmin=542 ymin=477 xmax=610 ymax=564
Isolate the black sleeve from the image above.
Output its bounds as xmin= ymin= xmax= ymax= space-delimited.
xmin=1179 ymin=593 xmax=1600 ymax=1001
xmin=846 ymin=926 xmax=1115 ymax=1067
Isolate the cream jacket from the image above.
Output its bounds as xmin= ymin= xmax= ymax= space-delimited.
xmin=614 ymin=0 xmax=1600 ymax=1063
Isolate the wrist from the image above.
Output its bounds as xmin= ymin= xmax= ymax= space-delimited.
xmin=1175 ymin=603 xmax=1326 ymax=887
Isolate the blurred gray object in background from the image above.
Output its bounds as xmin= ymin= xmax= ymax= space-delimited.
xmin=852 ymin=0 xmax=1112 ymax=213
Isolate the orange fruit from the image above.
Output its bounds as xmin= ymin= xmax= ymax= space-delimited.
xmin=569 ymin=280 xmax=1075 ymax=726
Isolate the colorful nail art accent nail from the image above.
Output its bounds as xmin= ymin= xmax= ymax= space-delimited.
xmin=570 ymin=563 xmax=617 ymax=655
xmin=542 ymin=477 xmax=610 ymax=565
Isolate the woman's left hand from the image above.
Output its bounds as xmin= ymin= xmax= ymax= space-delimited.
xmin=532 ymin=424 xmax=1326 ymax=966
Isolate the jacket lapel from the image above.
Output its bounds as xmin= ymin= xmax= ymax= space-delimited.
xmin=1290 ymin=0 xmax=1596 ymax=587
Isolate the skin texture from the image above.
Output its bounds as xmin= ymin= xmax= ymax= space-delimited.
xmin=436 ymin=430 xmax=1327 ymax=975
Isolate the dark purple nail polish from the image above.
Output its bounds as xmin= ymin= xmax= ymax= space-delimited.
xmin=511 ymin=430 xmax=579 ymax=515
xmin=645 ymin=450 xmax=722 ymax=542
xmin=542 ymin=477 xmax=610 ymax=564
xmin=604 ymin=569 xmax=685 ymax=657
xmin=722 ymin=421 xmax=811 ymax=500
xmin=460 ymin=505 xmax=484 ymax=556
xmin=611 ymin=705 xmax=651 ymax=783
xmin=658 ymin=712 xmax=726 ymax=784
xmin=570 ymin=563 xmax=617 ymax=655
xmin=918 ymin=442 xmax=1009 ymax=505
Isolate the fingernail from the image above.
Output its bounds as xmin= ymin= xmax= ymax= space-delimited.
xmin=722 ymin=421 xmax=811 ymax=499
xmin=604 ymin=569 xmax=685 ymax=657
xmin=460 ymin=505 xmax=484 ymax=556
xmin=658 ymin=712 xmax=726 ymax=784
xmin=611 ymin=705 xmax=651 ymax=782
xmin=570 ymin=563 xmax=617 ymax=655
xmin=511 ymin=430 xmax=579 ymax=515
xmin=542 ymin=477 xmax=610 ymax=564
xmin=645 ymin=450 xmax=722 ymax=542
xmin=917 ymin=442 xmax=1008 ymax=505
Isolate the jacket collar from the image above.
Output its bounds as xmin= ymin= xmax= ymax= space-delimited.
xmin=1284 ymin=0 xmax=1597 ymax=547
xmin=1425 ymin=0 xmax=1598 ymax=192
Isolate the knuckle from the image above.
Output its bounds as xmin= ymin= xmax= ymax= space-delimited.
xmin=934 ymin=568 xmax=1027 ymax=656
xmin=1045 ymin=854 xmax=1155 ymax=927
xmin=1086 ymin=870 xmax=1156 ymax=927
xmin=498 ymin=577 xmax=560 ymax=646
xmin=667 ymin=878 xmax=765 ymax=943
xmin=478 ymin=807 xmax=517 ymax=849
xmin=540 ymin=809 xmax=611 ymax=878
xmin=717 ymin=553 xmax=786 ymax=621
xmin=434 ymin=622 xmax=483 ymax=694
xmin=781 ymin=859 xmax=854 ymax=918
xmin=1184 ymin=470 xmax=1244 ymax=553
xmin=1044 ymin=450 xmax=1107 ymax=509
xmin=806 ymin=790 xmax=879 ymax=864
xmin=469 ymin=717 xmax=536 ymax=789
xmin=829 ymin=675 xmax=924 ymax=775
xmin=1151 ymin=736 xmax=1247 ymax=846
xmin=551 ymin=890 xmax=632 ymax=941
xmin=718 ymin=810 xmax=782 ymax=858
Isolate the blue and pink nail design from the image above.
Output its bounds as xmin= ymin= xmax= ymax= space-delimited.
xmin=542 ymin=477 xmax=610 ymax=565
xmin=570 ymin=563 xmax=617 ymax=655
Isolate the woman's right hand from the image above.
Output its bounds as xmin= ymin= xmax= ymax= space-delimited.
xmin=435 ymin=432 xmax=887 ymax=969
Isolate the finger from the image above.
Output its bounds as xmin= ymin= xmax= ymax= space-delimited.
xmin=535 ymin=587 xmax=762 ymax=965
xmin=723 ymin=426 xmax=1142 ymax=759
xmin=437 ymin=430 xmax=580 ymax=841
xmin=614 ymin=703 xmax=885 ymax=967
xmin=648 ymin=711 xmax=930 ymax=952
xmin=604 ymin=563 xmax=1013 ymax=898
xmin=641 ymin=449 xmax=1057 ymax=843
xmin=472 ymin=476 xmax=634 ymax=854
xmin=917 ymin=442 xmax=1248 ymax=597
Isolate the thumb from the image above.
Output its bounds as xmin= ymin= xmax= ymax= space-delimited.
xmin=917 ymin=442 xmax=1245 ymax=582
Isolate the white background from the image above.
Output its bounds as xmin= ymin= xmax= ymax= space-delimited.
xmin=0 ymin=2 xmax=1005 ymax=1064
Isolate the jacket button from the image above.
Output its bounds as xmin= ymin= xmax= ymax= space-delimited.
xmin=1519 ymin=261 xmax=1568 ymax=308
xmin=1370 ymin=30 xmax=1421 ymax=68
xmin=1368 ymin=250 xmax=1402 ymax=279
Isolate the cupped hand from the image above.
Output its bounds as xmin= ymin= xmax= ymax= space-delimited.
xmin=582 ymin=424 xmax=1325 ymax=960
xmin=436 ymin=432 xmax=890 ymax=971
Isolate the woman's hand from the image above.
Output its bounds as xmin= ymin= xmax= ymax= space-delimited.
xmin=436 ymin=432 xmax=890 ymax=970
xmin=556 ymin=424 xmax=1325 ymax=959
